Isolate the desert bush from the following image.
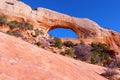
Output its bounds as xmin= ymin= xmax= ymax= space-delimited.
xmin=6 ymin=30 xmax=23 ymax=38
xmin=115 ymin=58 xmax=120 ymax=68
xmin=63 ymin=41 xmax=74 ymax=48
xmin=35 ymin=41 xmax=42 ymax=46
xmin=7 ymin=20 xmax=20 ymax=28
xmin=54 ymin=38 xmax=62 ymax=49
xmin=0 ymin=15 xmax=7 ymax=25
xmin=91 ymin=57 xmax=97 ymax=64
xmin=20 ymin=21 xmax=33 ymax=30
xmin=91 ymin=43 xmax=111 ymax=65
xmin=34 ymin=29 xmax=44 ymax=37
xmin=47 ymin=38 xmax=55 ymax=44
xmin=6 ymin=30 xmax=13 ymax=35
xmin=12 ymin=30 xmax=23 ymax=37
xmin=24 ymin=22 xmax=33 ymax=30
xmin=91 ymin=52 xmax=110 ymax=65
xmin=101 ymin=68 xmax=118 ymax=78
xmin=91 ymin=43 xmax=110 ymax=52
xmin=40 ymin=37 xmax=50 ymax=48
xmin=61 ymin=49 xmax=76 ymax=58
xmin=73 ymin=44 xmax=91 ymax=62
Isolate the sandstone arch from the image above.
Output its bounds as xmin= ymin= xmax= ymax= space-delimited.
xmin=48 ymin=25 xmax=80 ymax=38
xmin=46 ymin=21 xmax=96 ymax=39
xmin=0 ymin=0 xmax=103 ymax=39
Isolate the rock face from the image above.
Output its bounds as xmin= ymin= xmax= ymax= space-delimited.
xmin=0 ymin=32 xmax=108 ymax=80
xmin=0 ymin=0 xmax=120 ymax=54
xmin=0 ymin=0 xmax=109 ymax=38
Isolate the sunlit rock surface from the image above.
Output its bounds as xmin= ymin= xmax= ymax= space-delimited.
xmin=0 ymin=32 xmax=107 ymax=80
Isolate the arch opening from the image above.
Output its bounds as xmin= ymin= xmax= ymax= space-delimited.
xmin=48 ymin=28 xmax=78 ymax=38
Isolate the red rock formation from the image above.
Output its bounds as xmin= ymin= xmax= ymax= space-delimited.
xmin=0 ymin=32 xmax=108 ymax=80
xmin=0 ymin=0 xmax=120 ymax=54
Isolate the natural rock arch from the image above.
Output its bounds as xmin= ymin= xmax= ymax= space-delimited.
xmin=46 ymin=22 xmax=95 ymax=39
xmin=0 ymin=0 xmax=103 ymax=39
xmin=48 ymin=25 xmax=80 ymax=38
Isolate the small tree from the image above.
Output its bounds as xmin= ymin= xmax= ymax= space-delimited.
xmin=54 ymin=38 xmax=62 ymax=49
xmin=63 ymin=41 xmax=74 ymax=48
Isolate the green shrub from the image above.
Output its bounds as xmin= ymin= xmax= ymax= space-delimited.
xmin=54 ymin=38 xmax=62 ymax=49
xmin=91 ymin=43 xmax=111 ymax=65
xmin=12 ymin=30 xmax=23 ymax=37
xmin=0 ymin=15 xmax=7 ymax=25
xmin=35 ymin=42 xmax=42 ymax=46
xmin=6 ymin=30 xmax=13 ymax=35
xmin=64 ymin=41 xmax=74 ymax=48
xmin=61 ymin=49 xmax=76 ymax=58
xmin=6 ymin=30 xmax=23 ymax=38
xmin=34 ymin=29 xmax=44 ymax=37
xmin=91 ymin=43 xmax=110 ymax=52
xmin=91 ymin=57 xmax=96 ymax=64
xmin=24 ymin=22 xmax=33 ymax=30
xmin=7 ymin=20 xmax=20 ymax=28
xmin=20 ymin=21 xmax=33 ymax=30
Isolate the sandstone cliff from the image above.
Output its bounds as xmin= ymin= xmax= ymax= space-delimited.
xmin=0 ymin=0 xmax=120 ymax=55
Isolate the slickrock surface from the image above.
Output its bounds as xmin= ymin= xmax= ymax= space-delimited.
xmin=0 ymin=32 xmax=107 ymax=80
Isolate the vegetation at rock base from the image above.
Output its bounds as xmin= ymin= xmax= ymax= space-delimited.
xmin=6 ymin=30 xmax=23 ymax=37
xmin=20 ymin=22 xmax=33 ymax=30
xmin=0 ymin=15 xmax=7 ymax=25
xmin=12 ymin=30 xmax=23 ymax=37
xmin=54 ymin=38 xmax=62 ymax=49
xmin=61 ymin=48 xmax=76 ymax=58
xmin=73 ymin=44 xmax=91 ymax=62
xmin=7 ymin=20 xmax=20 ymax=29
xmin=90 ymin=43 xmax=113 ymax=65
xmin=63 ymin=41 xmax=74 ymax=48
xmin=35 ymin=41 xmax=42 ymax=46
xmin=0 ymin=15 xmax=34 ymax=31
xmin=34 ymin=29 xmax=44 ymax=37
xmin=101 ymin=68 xmax=119 ymax=80
xmin=6 ymin=30 xmax=13 ymax=35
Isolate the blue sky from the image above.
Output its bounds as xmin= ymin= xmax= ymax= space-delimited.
xmin=20 ymin=0 xmax=120 ymax=38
